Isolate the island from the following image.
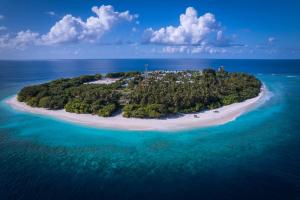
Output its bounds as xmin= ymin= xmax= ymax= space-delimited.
xmin=7 ymin=68 xmax=265 ymax=130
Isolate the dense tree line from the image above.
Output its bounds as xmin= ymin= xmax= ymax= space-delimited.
xmin=18 ymin=74 xmax=120 ymax=117
xmin=17 ymin=68 xmax=262 ymax=118
xmin=105 ymin=71 xmax=141 ymax=78
xmin=125 ymin=68 xmax=261 ymax=118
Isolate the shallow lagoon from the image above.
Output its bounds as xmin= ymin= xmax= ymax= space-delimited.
xmin=0 ymin=59 xmax=299 ymax=199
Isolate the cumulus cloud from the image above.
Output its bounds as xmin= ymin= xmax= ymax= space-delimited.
xmin=0 ymin=30 xmax=39 ymax=50
xmin=145 ymin=7 xmax=220 ymax=45
xmin=0 ymin=5 xmax=137 ymax=50
xmin=42 ymin=5 xmax=137 ymax=45
xmin=14 ymin=30 xmax=40 ymax=49
xmin=144 ymin=7 xmax=238 ymax=55
xmin=214 ymin=30 xmax=231 ymax=47
xmin=42 ymin=15 xmax=84 ymax=44
xmin=0 ymin=34 xmax=10 ymax=49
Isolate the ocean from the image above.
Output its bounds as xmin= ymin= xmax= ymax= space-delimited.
xmin=0 ymin=59 xmax=299 ymax=200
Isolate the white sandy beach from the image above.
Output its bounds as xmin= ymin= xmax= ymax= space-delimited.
xmin=85 ymin=78 xmax=120 ymax=85
xmin=5 ymin=86 xmax=267 ymax=131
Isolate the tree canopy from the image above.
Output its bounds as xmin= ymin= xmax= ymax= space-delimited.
xmin=18 ymin=69 xmax=262 ymax=118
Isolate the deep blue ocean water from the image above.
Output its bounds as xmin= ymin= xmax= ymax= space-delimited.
xmin=0 ymin=59 xmax=299 ymax=200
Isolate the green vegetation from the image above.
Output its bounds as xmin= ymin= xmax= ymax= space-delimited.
xmin=17 ymin=68 xmax=262 ymax=118
xmin=18 ymin=74 xmax=120 ymax=116
xmin=123 ymin=104 xmax=166 ymax=118
xmin=105 ymin=71 xmax=141 ymax=78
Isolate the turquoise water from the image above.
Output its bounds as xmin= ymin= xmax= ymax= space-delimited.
xmin=0 ymin=60 xmax=299 ymax=199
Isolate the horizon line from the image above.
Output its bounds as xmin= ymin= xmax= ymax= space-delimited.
xmin=1 ymin=58 xmax=300 ymax=61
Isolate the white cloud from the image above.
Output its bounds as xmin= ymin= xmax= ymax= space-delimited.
xmin=0 ymin=30 xmax=39 ymax=50
xmin=0 ymin=5 xmax=137 ymax=50
xmin=162 ymin=46 xmax=188 ymax=53
xmin=162 ymin=45 xmax=227 ymax=54
xmin=144 ymin=7 xmax=240 ymax=55
xmin=191 ymin=46 xmax=227 ymax=54
xmin=0 ymin=34 xmax=10 ymax=49
xmin=42 ymin=15 xmax=84 ymax=45
xmin=0 ymin=15 xmax=4 ymax=20
xmin=42 ymin=5 xmax=137 ymax=45
xmin=46 ymin=11 xmax=56 ymax=16
xmin=268 ymin=37 xmax=275 ymax=43
xmin=14 ymin=30 xmax=39 ymax=49
xmin=145 ymin=7 xmax=220 ymax=45
xmin=214 ymin=30 xmax=233 ymax=47
xmin=0 ymin=26 xmax=7 ymax=31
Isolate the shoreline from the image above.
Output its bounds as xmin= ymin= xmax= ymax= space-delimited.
xmin=5 ymin=85 xmax=267 ymax=131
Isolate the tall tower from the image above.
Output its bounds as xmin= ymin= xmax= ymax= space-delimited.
xmin=144 ymin=64 xmax=149 ymax=78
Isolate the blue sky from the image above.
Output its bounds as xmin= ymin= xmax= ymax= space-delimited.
xmin=0 ymin=0 xmax=299 ymax=59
